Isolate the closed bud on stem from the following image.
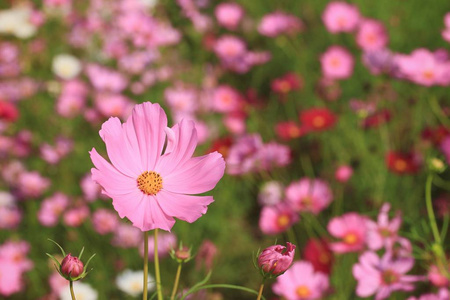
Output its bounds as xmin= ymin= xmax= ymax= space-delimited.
xmin=170 ymin=242 xmax=193 ymax=264
xmin=61 ymin=254 xmax=84 ymax=279
xmin=257 ymin=242 xmax=296 ymax=278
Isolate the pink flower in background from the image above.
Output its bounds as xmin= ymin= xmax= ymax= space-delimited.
xmin=356 ymin=19 xmax=389 ymax=51
xmin=273 ymin=261 xmax=329 ymax=299
xmin=259 ymin=203 xmax=299 ymax=235
xmin=139 ymin=232 xmax=177 ymax=260
xmin=223 ymin=111 xmax=247 ymax=135
xmin=366 ymin=203 xmax=402 ymax=251
xmin=92 ymin=208 xmax=119 ymax=235
xmin=328 ymin=212 xmax=368 ymax=253
xmin=396 ymin=49 xmax=449 ymax=86
xmin=442 ymin=13 xmax=450 ymax=42
xmin=258 ymin=11 xmax=303 ymax=37
xmin=321 ymin=46 xmax=354 ymax=80
xmin=40 ymin=136 xmax=73 ymax=164
xmin=38 ymin=192 xmax=70 ymax=227
xmin=90 ymin=102 xmax=225 ymax=231
xmin=164 ymin=86 xmax=198 ymax=114
xmin=0 ymin=240 xmax=33 ymax=272
xmin=255 ymin=142 xmax=292 ymax=171
xmin=94 ymin=93 xmax=134 ymax=119
xmin=441 ymin=136 xmax=450 ymax=164
xmin=322 ymin=1 xmax=360 ymax=33
xmin=86 ymin=64 xmax=128 ymax=93
xmin=0 ymin=206 xmax=21 ymax=229
xmin=112 ymin=223 xmax=142 ymax=248
xmin=335 ymin=165 xmax=353 ymax=182
xmin=213 ymin=35 xmax=247 ymax=61
xmin=0 ymin=259 xmax=23 ymax=296
xmin=226 ymin=134 xmax=263 ymax=175
xmin=63 ymin=205 xmax=90 ymax=227
xmin=428 ymin=264 xmax=450 ymax=288
xmin=80 ymin=173 xmax=102 ymax=202
xmin=258 ymin=181 xmax=284 ymax=206
xmin=215 ymin=3 xmax=244 ymax=30
xmin=408 ymin=289 xmax=450 ymax=300
xmin=353 ymin=251 xmax=422 ymax=299
xmin=17 ymin=171 xmax=51 ymax=198
xmin=212 ymin=85 xmax=243 ymax=113
xmin=285 ymin=178 xmax=333 ymax=214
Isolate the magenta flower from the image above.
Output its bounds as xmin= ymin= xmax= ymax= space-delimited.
xmin=258 ymin=242 xmax=296 ymax=276
xmin=353 ymin=251 xmax=423 ymax=300
xmin=320 ymin=46 xmax=354 ymax=80
xmin=322 ymin=1 xmax=360 ymax=33
xmin=366 ymin=203 xmax=402 ymax=251
xmin=90 ymin=102 xmax=225 ymax=231
xmin=285 ymin=178 xmax=333 ymax=214
xmin=259 ymin=203 xmax=299 ymax=235
xmin=272 ymin=260 xmax=329 ymax=300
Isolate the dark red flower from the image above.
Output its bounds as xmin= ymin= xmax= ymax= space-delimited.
xmin=207 ymin=136 xmax=233 ymax=158
xmin=422 ymin=125 xmax=450 ymax=146
xmin=362 ymin=109 xmax=391 ymax=129
xmin=303 ymin=238 xmax=333 ymax=274
xmin=386 ymin=151 xmax=421 ymax=175
xmin=299 ymin=108 xmax=337 ymax=131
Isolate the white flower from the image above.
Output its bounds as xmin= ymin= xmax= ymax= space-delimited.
xmin=52 ymin=54 xmax=82 ymax=80
xmin=0 ymin=191 xmax=15 ymax=207
xmin=116 ymin=269 xmax=155 ymax=297
xmin=59 ymin=282 xmax=98 ymax=300
xmin=0 ymin=6 xmax=37 ymax=39
xmin=139 ymin=0 xmax=158 ymax=9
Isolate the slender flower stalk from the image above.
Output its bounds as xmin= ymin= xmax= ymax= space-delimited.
xmin=170 ymin=263 xmax=183 ymax=300
xmin=154 ymin=229 xmax=163 ymax=300
xmin=69 ymin=281 xmax=76 ymax=300
xmin=256 ymin=282 xmax=264 ymax=300
xmin=143 ymin=231 xmax=149 ymax=300
xmin=425 ymin=175 xmax=441 ymax=244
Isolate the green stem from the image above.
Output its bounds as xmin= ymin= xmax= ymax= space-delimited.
xmin=256 ymin=283 xmax=264 ymax=300
xmin=154 ymin=229 xmax=163 ymax=300
xmin=425 ymin=175 xmax=441 ymax=244
xmin=170 ymin=263 xmax=182 ymax=300
xmin=143 ymin=231 xmax=149 ymax=300
xmin=70 ymin=281 xmax=76 ymax=300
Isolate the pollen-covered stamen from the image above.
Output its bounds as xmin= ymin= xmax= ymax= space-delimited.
xmin=137 ymin=171 xmax=163 ymax=195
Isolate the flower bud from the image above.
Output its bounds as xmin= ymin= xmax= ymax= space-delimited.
xmin=61 ymin=254 xmax=84 ymax=279
xmin=258 ymin=242 xmax=296 ymax=277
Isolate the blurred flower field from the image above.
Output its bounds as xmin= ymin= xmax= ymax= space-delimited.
xmin=0 ymin=0 xmax=450 ymax=299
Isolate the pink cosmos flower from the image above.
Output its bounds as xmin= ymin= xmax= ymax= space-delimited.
xmin=215 ymin=3 xmax=244 ymax=30
xmin=0 ymin=259 xmax=23 ymax=296
xmin=335 ymin=165 xmax=353 ymax=182
xmin=320 ymin=46 xmax=354 ymax=80
xmin=80 ymin=173 xmax=103 ymax=202
xmin=63 ymin=205 xmax=90 ymax=227
xmin=259 ymin=203 xmax=299 ymax=235
xmin=223 ymin=111 xmax=246 ymax=135
xmin=366 ymin=203 xmax=402 ymax=251
xmin=112 ymin=223 xmax=142 ymax=248
xmin=396 ymin=49 xmax=450 ymax=86
xmin=164 ymin=86 xmax=198 ymax=114
xmin=285 ymin=178 xmax=333 ymax=214
xmin=273 ymin=261 xmax=329 ymax=300
xmin=428 ymin=264 xmax=450 ymax=288
xmin=258 ymin=181 xmax=284 ymax=206
xmin=90 ymin=102 xmax=225 ymax=231
xmin=92 ymin=208 xmax=119 ymax=235
xmin=441 ymin=136 xmax=450 ymax=164
xmin=353 ymin=251 xmax=422 ymax=300
xmin=17 ymin=171 xmax=51 ymax=198
xmin=322 ymin=1 xmax=360 ymax=33
xmin=442 ymin=13 xmax=450 ymax=43
xmin=213 ymin=35 xmax=247 ymax=62
xmin=258 ymin=242 xmax=296 ymax=276
xmin=38 ymin=192 xmax=70 ymax=227
xmin=327 ymin=212 xmax=368 ymax=253
xmin=212 ymin=85 xmax=243 ymax=113
xmin=0 ymin=206 xmax=21 ymax=229
xmin=258 ymin=11 xmax=303 ymax=37
xmin=408 ymin=289 xmax=450 ymax=300
xmin=94 ymin=93 xmax=134 ymax=119
xmin=356 ymin=19 xmax=389 ymax=51
xmin=139 ymin=232 xmax=177 ymax=260
xmin=0 ymin=240 xmax=33 ymax=272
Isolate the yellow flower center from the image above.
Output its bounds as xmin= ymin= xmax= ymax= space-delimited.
xmin=343 ymin=233 xmax=358 ymax=245
xmin=277 ymin=214 xmax=290 ymax=228
xmin=296 ymin=285 xmax=311 ymax=298
xmin=137 ymin=171 xmax=163 ymax=195
xmin=312 ymin=116 xmax=325 ymax=128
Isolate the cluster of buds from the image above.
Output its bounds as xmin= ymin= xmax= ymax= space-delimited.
xmin=256 ymin=242 xmax=296 ymax=279
xmin=46 ymin=239 xmax=96 ymax=282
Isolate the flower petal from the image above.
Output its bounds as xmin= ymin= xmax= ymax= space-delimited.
xmin=156 ymin=119 xmax=198 ymax=175
xmin=128 ymin=102 xmax=167 ymax=171
xmin=156 ymin=190 xmax=214 ymax=223
xmin=160 ymin=152 xmax=225 ymax=195
xmin=99 ymin=117 xmax=142 ymax=177
xmin=90 ymin=148 xmax=137 ymax=196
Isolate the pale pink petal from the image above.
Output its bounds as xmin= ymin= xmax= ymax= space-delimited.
xmin=133 ymin=194 xmax=175 ymax=231
xmin=327 ymin=217 xmax=347 ymax=237
xmin=156 ymin=190 xmax=214 ymax=223
xmin=156 ymin=119 xmax=198 ymax=174
xmin=129 ymin=102 xmax=167 ymax=171
xmin=99 ymin=117 xmax=142 ymax=177
xmin=159 ymin=152 xmax=225 ymax=194
xmin=90 ymin=148 xmax=137 ymax=196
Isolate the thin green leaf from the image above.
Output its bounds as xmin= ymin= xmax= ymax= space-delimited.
xmin=46 ymin=253 xmax=61 ymax=268
xmin=180 ymin=271 xmax=212 ymax=300
xmin=78 ymin=246 xmax=85 ymax=260
xmin=84 ymin=253 xmax=96 ymax=270
xmin=48 ymin=239 xmax=66 ymax=257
